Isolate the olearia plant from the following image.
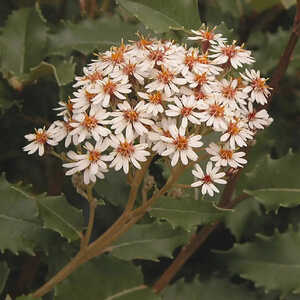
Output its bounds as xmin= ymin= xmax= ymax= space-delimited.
xmin=22 ymin=25 xmax=276 ymax=297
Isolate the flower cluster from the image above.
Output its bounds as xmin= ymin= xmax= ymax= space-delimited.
xmin=24 ymin=26 xmax=273 ymax=196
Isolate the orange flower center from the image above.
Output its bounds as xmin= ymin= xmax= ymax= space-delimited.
xmin=85 ymin=91 xmax=97 ymax=102
xmin=221 ymin=45 xmax=237 ymax=58
xmin=89 ymin=150 xmax=100 ymax=162
xmin=157 ymin=68 xmax=174 ymax=84
xmin=181 ymin=107 xmax=193 ymax=116
xmin=136 ymin=37 xmax=153 ymax=49
xmin=202 ymin=31 xmax=214 ymax=41
xmin=82 ymin=115 xmax=98 ymax=129
xmin=195 ymin=73 xmax=208 ymax=86
xmin=252 ymin=78 xmax=267 ymax=91
xmin=209 ymin=104 xmax=224 ymax=117
xmin=219 ymin=148 xmax=233 ymax=160
xmin=148 ymin=49 xmax=164 ymax=62
xmin=228 ymin=122 xmax=240 ymax=136
xmin=64 ymin=120 xmax=73 ymax=132
xmin=149 ymin=92 xmax=162 ymax=104
xmin=103 ymin=81 xmax=117 ymax=95
xmin=124 ymin=110 xmax=139 ymax=122
xmin=222 ymin=86 xmax=236 ymax=99
xmin=117 ymin=141 xmax=135 ymax=157
xmin=184 ymin=54 xmax=197 ymax=68
xmin=197 ymin=54 xmax=209 ymax=64
xmin=35 ymin=131 xmax=48 ymax=144
xmin=203 ymin=174 xmax=212 ymax=183
xmin=86 ymin=71 xmax=103 ymax=83
xmin=173 ymin=135 xmax=188 ymax=150
xmin=123 ymin=63 xmax=136 ymax=75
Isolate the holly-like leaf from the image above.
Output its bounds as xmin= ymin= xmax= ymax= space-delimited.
xmin=109 ymin=222 xmax=189 ymax=261
xmin=150 ymin=197 xmax=231 ymax=231
xmin=36 ymin=194 xmax=83 ymax=242
xmin=47 ymin=15 xmax=140 ymax=56
xmin=19 ymin=59 xmax=75 ymax=86
xmin=0 ymin=174 xmax=82 ymax=255
xmin=0 ymin=4 xmax=48 ymax=76
xmin=117 ymin=0 xmax=201 ymax=33
xmin=163 ymin=277 xmax=257 ymax=300
xmin=225 ymin=198 xmax=262 ymax=241
xmin=242 ymin=151 xmax=300 ymax=212
xmin=54 ymin=255 xmax=161 ymax=300
xmin=0 ymin=262 xmax=9 ymax=294
xmin=94 ymin=169 xmax=130 ymax=207
xmin=216 ymin=229 xmax=300 ymax=297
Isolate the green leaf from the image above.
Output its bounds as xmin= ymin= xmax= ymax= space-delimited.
xmin=36 ymin=194 xmax=83 ymax=242
xmin=163 ymin=277 xmax=257 ymax=300
xmin=216 ymin=229 xmax=300 ymax=297
xmin=0 ymin=4 xmax=48 ymax=75
xmin=0 ymin=80 xmax=19 ymax=114
xmin=19 ymin=59 xmax=75 ymax=86
xmin=225 ymin=198 xmax=261 ymax=241
xmin=117 ymin=0 xmax=201 ymax=33
xmin=281 ymin=0 xmax=296 ymax=9
xmin=94 ymin=169 xmax=130 ymax=207
xmin=47 ymin=15 xmax=140 ymax=56
xmin=249 ymin=28 xmax=300 ymax=75
xmin=54 ymin=255 xmax=161 ymax=300
xmin=0 ymin=262 xmax=9 ymax=294
xmin=251 ymin=0 xmax=279 ymax=12
xmin=150 ymin=197 xmax=231 ymax=231
xmin=109 ymin=222 xmax=189 ymax=261
xmin=0 ymin=174 xmax=82 ymax=254
xmin=242 ymin=151 xmax=300 ymax=212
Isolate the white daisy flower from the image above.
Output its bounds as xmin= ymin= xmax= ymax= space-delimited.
xmin=160 ymin=125 xmax=203 ymax=166
xmin=110 ymin=58 xmax=150 ymax=85
xmin=206 ymin=142 xmax=247 ymax=168
xmin=49 ymin=119 xmax=77 ymax=148
xmin=148 ymin=118 xmax=177 ymax=155
xmin=166 ymin=95 xmax=206 ymax=128
xmin=213 ymin=78 xmax=247 ymax=109
xmin=244 ymin=102 xmax=273 ymax=130
xmin=63 ymin=139 xmax=111 ymax=184
xmin=185 ymin=70 xmax=215 ymax=90
xmin=110 ymin=101 xmax=154 ymax=139
xmin=23 ymin=126 xmax=58 ymax=156
xmin=209 ymin=41 xmax=254 ymax=69
xmin=71 ymin=87 xmax=98 ymax=114
xmin=191 ymin=161 xmax=227 ymax=196
xmin=73 ymin=66 xmax=105 ymax=88
xmin=70 ymin=108 xmax=111 ymax=144
xmin=138 ymin=91 xmax=171 ymax=117
xmin=145 ymin=67 xmax=186 ymax=97
xmin=53 ymin=98 xmax=74 ymax=117
xmin=220 ymin=120 xmax=253 ymax=149
xmin=241 ymin=69 xmax=271 ymax=105
xmin=109 ymin=133 xmax=150 ymax=174
xmin=198 ymin=96 xmax=231 ymax=131
xmin=88 ymin=77 xmax=131 ymax=108
xmin=188 ymin=26 xmax=227 ymax=46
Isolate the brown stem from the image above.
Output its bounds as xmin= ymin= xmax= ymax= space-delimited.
xmin=153 ymin=4 xmax=300 ymax=291
xmin=153 ymin=192 xmax=250 ymax=293
xmin=82 ymin=185 xmax=96 ymax=248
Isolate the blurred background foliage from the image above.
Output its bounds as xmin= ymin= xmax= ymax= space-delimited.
xmin=0 ymin=0 xmax=300 ymax=299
